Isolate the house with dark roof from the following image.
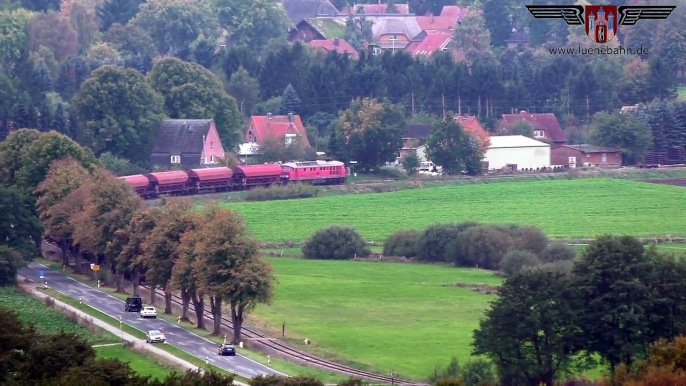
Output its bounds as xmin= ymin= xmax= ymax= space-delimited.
xmin=551 ymin=144 xmax=622 ymax=167
xmin=339 ymin=3 xmax=410 ymax=15
xmin=497 ymin=111 xmax=567 ymax=146
xmin=309 ymin=38 xmax=359 ymax=59
xmin=396 ymin=123 xmax=433 ymax=160
xmin=282 ymin=0 xmax=340 ymax=26
xmin=150 ymin=119 xmax=225 ymax=169
xmin=246 ymin=113 xmax=311 ymax=148
xmin=288 ymin=17 xmax=347 ymax=42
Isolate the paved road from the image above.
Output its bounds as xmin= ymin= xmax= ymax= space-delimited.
xmin=20 ymin=262 xmax=285 ymax=379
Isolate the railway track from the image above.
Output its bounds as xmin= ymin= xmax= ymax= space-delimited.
xmin=143 ymin=285 xmax=425 ymax=385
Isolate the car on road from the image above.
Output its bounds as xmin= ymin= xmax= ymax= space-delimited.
xmin=217 ymin=343 xmax=236 ymax=356
xmin=146 ymin=330 xmax=165 ymax=344
xmin=124 ymin=296 xmax=143 ymax=312
xmin=139 ymin=306 xmax=157 ymax=318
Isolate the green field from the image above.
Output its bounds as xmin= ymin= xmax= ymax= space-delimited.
xmin=224 ymin=179 xmax=686 ymax=242
xmin=250 ymin=257 xmax=502 ymax=380
xmin=95 ymin=345 xmax=176 ymax=380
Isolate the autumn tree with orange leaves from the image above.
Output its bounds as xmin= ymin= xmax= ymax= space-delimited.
xmin=112 ymin=209 xmax=159 ymax=297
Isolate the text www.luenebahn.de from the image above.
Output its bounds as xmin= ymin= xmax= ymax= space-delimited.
xmin=548 ymin=46 xmax=649 ymax=55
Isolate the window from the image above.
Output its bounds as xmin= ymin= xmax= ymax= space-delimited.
xmin=210 ymin=155 xmax=214 ymax=162
xmin=533 ymin=130 xmax=545 ymax=138
xmin=389 ymin=34 xmax=398 ymax=40
xmin=601 ymin=153 xmax=607 ymax=162
xmin=171 ymin=156 xmax=181 ymax=164
xmin=210 ymin=141 xmax=214 ymax=149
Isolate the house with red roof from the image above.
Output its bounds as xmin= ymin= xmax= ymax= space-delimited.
xmin=309 ymin=38 xmax=359 ymax=59
xmin=246 ymin=113 xmax=311 ymax=148
xmin=339 ymin=3 xmax=410 ymax=15
xmin=497 ymin=111 xmax=567 ymax=146
xmin=406 ymin=30 xmax=452 ymax=58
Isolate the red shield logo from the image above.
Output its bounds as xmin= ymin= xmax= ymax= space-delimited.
xmin=584 ymin=5 xmax=618 ymax=44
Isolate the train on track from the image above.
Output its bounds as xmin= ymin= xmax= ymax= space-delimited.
xmin=118 ymin=160 xmax=347 ymax=200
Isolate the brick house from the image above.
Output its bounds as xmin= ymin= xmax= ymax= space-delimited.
xmin=309 ymin=38 xmax=359 ymax=59
xmin=149 ymin=119 xmax=225 ymax=169
xmin=551 ymin=144 xmax=622 ymax=168
xmin=497 ymin=110 xmax=567 ymax=146
xmin=246 ymin=113 xmax=311 ymax=148
xmin=455 ymin=115 xmax=490 ymax=149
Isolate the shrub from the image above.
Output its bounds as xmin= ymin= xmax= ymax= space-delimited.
xmin=301 ymin=226 xmax=370 ymax=260
xmin=510 ymin=226 xmax=548 ymax=255
xmin=500 ymin=250 xmax=540 ymax=277
xmin=416 ymin=222 xmax=479 ymax=262
xmin=448 ymin=225 xmax=513 ymax=269
xmin=459 ymin=359 xmax=497 ymax=386
xmin=0 ymin=246 xmax=21 ymax=287
xmin=522 ymin=260 xmax=574 ymax=277
xmin=383 ymin=229 xmax=421 ymax=257
xmin=245 ymin=184 xmax=318 ymax=202
xmin=372 ymin=167 xmax=407 ymax=180
xmin=539 ymin=243 xmax=577 ymax=263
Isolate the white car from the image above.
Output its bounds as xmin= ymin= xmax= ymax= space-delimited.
xmin=139 ymin=306 xmax=157 ymax=318
xmin=146 ymin=330 xmax=165 ymax=344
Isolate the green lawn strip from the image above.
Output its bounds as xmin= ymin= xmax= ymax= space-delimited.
xmin=35 ymin=287 xmax=243 ymax=382
xmin=220 ymin=179 xmax=686 ymax=242
xmin=95 ymin=345 xmax=178 ymax=380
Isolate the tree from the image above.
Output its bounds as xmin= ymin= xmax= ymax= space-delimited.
xmin=280 ymin=83 xmax=301 ymax=115
xmin=114 ymin=209 xmax=158 ymax=298
xmin=0 ymin=308 xmax=35 ymax=383
xmin=481 ymin=0 xmax=513 ymax=48
xmin=589 ymin=111 xmax=652 ymax=165
xmin=473 ymin=270 xmax=583 ymax=386
xmin=47 ymin=179 xmax=91 ymax=274
xmin=17 ymin=332 xmax=95 ymax=382
xmin=426 ymin=118 xmax=484 ymax=175
xmin=97 ymin=0 xmax=146 ymax=32
xmin=67 ymin=0 xmax=102 ymax=53
xmin=102 ymin=23 xmax=156 ymax=60
xmin=539 ymin=243 xmax=576 ymax=263
xmin=500 ymin=250 xmax=540 ymax=277
xmin=28 ymin=11 xmax=77 ymax=62
xmin=71 ymin=169 xmax=143 ymax=289
xmin=174 ymin=215 xmax=205 ymax=325
xmin=449 ymin=225 xmax=513 ymax=269
xmin=402 ymin=151 xmax=420 ymax=175
xmin=141 ymin=199 xmax=195 ymax=311
xmin=56 ymin=357 xmax=152 ymax=385
xmin=15 ymin=130 xmax=99 ymax=192
xmin=0 ymin=128 xmax=42 ymax=185
xmin=0 ymin=186 xmax=42 ymax=258
xmin=148 ymin=57 xmax=242 ymax=149
xmin=131 ymin=0 xmax=219 ymax=56
xmin=0 ymin=246 xmax=21 ymax=286
xmin=212 ymin=0 xmax=289 ymax=50
xmin=72 ymin=65 xmax=165 ymax=165
xmin=506 ymin=120 xmax=534 ymax=138
xmin=0 ymin=8 xmax=33 ymax=65
xmin=189 ymin=205 xmax=274 ymax=337
xmin=302 ymin=226 xmax=371 ymax=260
xmin=35 ymin=158 xmax=90 ymax=267
xmin=452 ymin=12 xmax=493 ymax=60
xmin=337 ymin=98 xmax=406 ymax=171
xmin=382 ymin=229 xmax=420 ymax=257
xmin=98 ymin=152 xmax=146 ymax=176
xmin=226 ymin=66 xmax=260 ymax=117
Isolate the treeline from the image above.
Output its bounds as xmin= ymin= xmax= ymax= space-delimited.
xmin=0 ymin=129 xmax=272 ymax=343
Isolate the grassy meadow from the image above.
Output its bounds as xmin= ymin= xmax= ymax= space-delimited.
xmin=250 ymin=257 xmax=502 ymax=380
xmin=223 ymin=179 xmax=686 ymax=242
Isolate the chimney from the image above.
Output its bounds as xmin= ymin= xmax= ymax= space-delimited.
xmin=334 ymin=38 xmax=340 ymax=46
xmin=267 ymin=112 xmax=272 ymax=120
xmin=431 ymin=13 xmax=434 ymax=23
xmin=288 ymin=112 xmax=294 ymax=123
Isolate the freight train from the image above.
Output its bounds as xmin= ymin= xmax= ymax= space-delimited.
xmin=118 ymin=160 xmax=347 ymax=200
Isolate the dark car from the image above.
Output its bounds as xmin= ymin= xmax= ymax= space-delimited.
xmin=217 ymin=343 xmax=236 ymax=356
xmin=124 ymin=296 xmax=143 ymax=312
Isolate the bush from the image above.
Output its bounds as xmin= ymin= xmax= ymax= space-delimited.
xmin=245 ymin=184 xmax=318 ymax=202
xmin=383 ymin=229 xmax=421 ymax=257
xmin=416 ymin=222 xmax=479 ymax=262
xmin=510 ymin=226 xmax=548 ymax=255
xmin=448 ymin=225 xmax=513 ymax=269
xmin=500 ymin=250 xmax=541 ymax=277
xmin=522 ymin=260 xmax=575 ymax=277
xmin=0 ymin=246 xmax=21 ymax=287
xmin=371 ymin=167 xmax=407 ymax=180
xmin=302 ymin=226 xmax=370 ymax=260
xmin=539 ymin=243 xmax=577 ymax=263
xmin=460 ymin=359 xmax=497 ymax=386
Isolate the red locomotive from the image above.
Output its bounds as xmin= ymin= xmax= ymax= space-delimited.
xmin=118 ymin=161 xmax=347 ymax=200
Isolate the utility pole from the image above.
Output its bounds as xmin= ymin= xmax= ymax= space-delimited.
xmin=458 ymin=95 xmax=461 ymax=116
xmin=442 ymin=93 xmax=446 ymax=120
xmin=411 ymin=91 xmax=415 ymax=115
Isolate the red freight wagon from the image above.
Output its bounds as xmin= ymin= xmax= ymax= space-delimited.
xmin=186 ymin=167 xmax=233 ymax=193
xmin=233 ymin=164 xmax=283 ymax=187
xmin=118 ymin=174 xmax=152 ymax=196
xmin=281 ymin=160 xmax=346 ymax=184
xmin=146 ymin=171 xmax=189 ymax=196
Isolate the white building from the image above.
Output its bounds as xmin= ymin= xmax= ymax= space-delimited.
xmin=484 ymin=135 xmax=550 ymax=170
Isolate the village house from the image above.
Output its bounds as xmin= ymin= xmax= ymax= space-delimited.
xmin=246 ymin=113 xmax=311 ymax=148
xmin=149 ymin=119 xmax=225 ymax=170
xmin=282 ymin=0 xmax=340 ymax=26
xmin=396 ymin=123 xmax=433 ymax=161
xmin=309 ymin=38 xmax=359 ymax=59
xmin=497 ymin=110 xmax=567 ymax=146
xmin=484 ymin=135 xmax=551 ymax=171
xmin=339 ymin=2 xmax=411 ymax=15
xmin=551 ymin=144 xmax=622 ymax=168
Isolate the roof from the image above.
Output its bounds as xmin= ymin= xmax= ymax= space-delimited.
xmin=457 ymin=115 xmax=490 ymax=149
xmin=282 ymin=0 xmax=340 ymax=25
xmin=488 ymin=135 xmax=550 ymax=149
xmin=234 ymin=164 xmax=284 ymax=178
xmin=151 ymin=119 xmax=213 ymax=154
xmin=146 ymin=171 xmax=189 ymax=185
xmin=415 ymin=15 xmax=460 ymax=31
xmin=439 ymin=6 xmax=469 ymax=18
xmin=498 ymin=111 xmax=567 ymax=143
xmin=404 ymin=124 xmax=433 ymax=139
xmin=339 ymin=3 xmax=410 ymax=14
xmin=118 ymin=175 xmax=150 ymax=188
xmin=367 ymin=16 xmax=423 ymax=40
xmin=309 ymin=38 xmax=359 ymax=59
xmin=188 ymin=167 xmax=233 ymax=180
xmin=301 ymin=17 xmax=348 ymax=38
xmin=248 ymin=115 xmax=311 ymax=148
xmin=557 ymin=144 xmax=621 ymax=153
xmin=407 ymin=31 xmax=451 ymax=57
